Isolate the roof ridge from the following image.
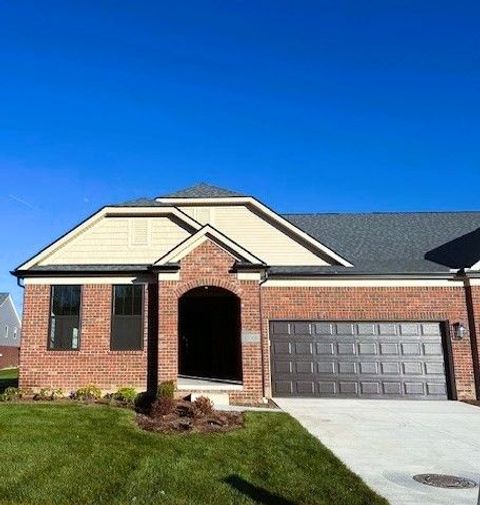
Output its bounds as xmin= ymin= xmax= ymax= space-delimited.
xmin=160 ymin=183 xmax=244 ymax=198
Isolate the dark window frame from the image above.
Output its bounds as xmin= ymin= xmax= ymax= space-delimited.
xmin=110 ymin=284 xmax=145 ymax=351
xmin=48 ymin=285 xmax=82 ymax=351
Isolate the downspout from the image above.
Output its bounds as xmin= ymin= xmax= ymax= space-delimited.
xmin=258 ymin=268 xmax=269 ymax=402
xmin=460 ymin=269 xmax=480 ymax=400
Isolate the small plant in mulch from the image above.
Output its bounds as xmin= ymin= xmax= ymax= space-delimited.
xmin=157 ymin=380 xmax=175 ymax=399
xmin=137 ymin=396 xmax=244 ymax=434
xmin=70 ymin=384 xmax=102 ymax=401
xmin=0 ymin=387 xmax=31 ymax=402
xmin=33 ymin=387 xmax=64 ymax=401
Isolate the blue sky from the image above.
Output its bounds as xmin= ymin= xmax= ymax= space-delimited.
xmin=1 ymin=1 xmax=479 ymax=309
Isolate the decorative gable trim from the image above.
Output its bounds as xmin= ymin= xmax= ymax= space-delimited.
xmin=154 ymin=225 xmax=266 ymax=266
xmin=155 ymin=195 xmax=353 ymax=267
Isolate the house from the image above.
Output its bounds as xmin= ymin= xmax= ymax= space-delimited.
xmin=0 ymin=293 xmax=21 ymax=369
xmin=11 ymin=183 xmax=480 ymax=403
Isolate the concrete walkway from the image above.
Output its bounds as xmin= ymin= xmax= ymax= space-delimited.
xmin=275 ymin=399 xmax=480 ymax=505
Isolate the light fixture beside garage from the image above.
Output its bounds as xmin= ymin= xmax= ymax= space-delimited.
xmin=452 ymin=322 xmax=468 ymax=340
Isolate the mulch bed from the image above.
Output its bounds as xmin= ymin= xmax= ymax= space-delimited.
xmin=137 ymin=399 xmax=244 ymax=434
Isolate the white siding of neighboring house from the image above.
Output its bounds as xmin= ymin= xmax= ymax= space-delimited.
xmin=0 ymin=296 xmax=21 ymax=348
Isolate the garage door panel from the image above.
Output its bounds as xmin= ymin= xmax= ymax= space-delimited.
xmin=338 ymin=343 xmax=356 ymax=355
xmin=316 ymin=342 xmax=335 ymax=355
xmin=294 ymin=342 xmax=313 ymax=354
xmin=272 ymin=342 xmax=291 ymax=355
xmin=359 ymin=362 xmax=378 ymax=374
xmin=317 ymin=361 xmax=335 ymax=374
xmin=295 ymin=361 xmax=313 ymax=374
xmin=295 ymin=382 xmax=315 ymax=394
xmin=358 ymin=342 xmax=377 ymax=354
xmin=270 ymin=320 xmax=448 ymax=399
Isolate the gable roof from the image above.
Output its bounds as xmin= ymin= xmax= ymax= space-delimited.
xmin=161 ymin=183 xmax=245 ymax=199
xmin=0 ymin=293 xmax=9 ymax=307
xmin=154 ymin=224 xmax=265 ymax=266
xmin=283 ymin=211 xmax=480 ymax=274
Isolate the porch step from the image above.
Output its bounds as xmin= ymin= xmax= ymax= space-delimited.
xmin=189 ymin=392 xmax=230 ymax=407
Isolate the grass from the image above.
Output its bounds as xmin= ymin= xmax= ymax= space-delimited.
xmin=0 ymin=368 xmax=18 ymax=393
xmin=0 ymin=368 xmax=18 ymax=380
xmin=0 ymin=403 xmax=388 ymax=505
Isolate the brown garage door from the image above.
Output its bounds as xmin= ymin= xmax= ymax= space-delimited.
xmin=270 ymin=321 xmax=450 ymax=399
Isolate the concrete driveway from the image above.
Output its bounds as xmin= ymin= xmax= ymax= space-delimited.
xmin=275 ymin=399 xmax=480 ymax=505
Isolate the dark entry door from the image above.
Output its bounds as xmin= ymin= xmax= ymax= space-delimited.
xmin=270 ymin=321 xmax=449 ymax=399
xmin=179 ymin=289 xmax=241 ymax=381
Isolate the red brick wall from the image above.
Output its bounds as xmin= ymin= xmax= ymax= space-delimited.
xmin=469 ymin=284 xmax=480 ymax=396
xmin=158 ymin=239 xmax=263 ymax=402
xmin=262 ymin=286 xmax=476 ymax=400
xmin=0 ymin=346 xmax=20 ymax=368
xmin=19 ymin=284 xmax=149 ymax=392
xmin=18 ymin=273 xmax=480 ymax=401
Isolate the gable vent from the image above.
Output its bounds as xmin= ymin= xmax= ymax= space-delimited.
xmin=129 ymin=219 xmax=150 ymax=246
xmin=193 ymin=207 xmax=213 ymax=225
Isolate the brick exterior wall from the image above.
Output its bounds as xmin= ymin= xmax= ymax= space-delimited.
xmin=0 ymin=346 xmax=20 ymax=369
xmin=19 ymin=284 xmax=149 ymax=392
xmin=261 ymin=286 xmax=477 ymax=400
xmin=158 ymin=239 xmax=263 ymax=403
xmin=18 ymin=252 xmax=480 ymax=401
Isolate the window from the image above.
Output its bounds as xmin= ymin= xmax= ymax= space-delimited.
xmin=111 ymin=285 xmax=144 ymax=350
xmin=49 ymin=285 xmax=81 ymax=350
xmin=13 ymin=328 xmax=17 ymax=340
xmin=4 ymin=325 xmax=8 ymax=338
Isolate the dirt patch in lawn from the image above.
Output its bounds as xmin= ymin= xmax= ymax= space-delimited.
xmin=137 ymin=398 xmax=244 ymax=434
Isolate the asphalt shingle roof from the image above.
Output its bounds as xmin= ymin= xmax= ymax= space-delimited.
xmin=0 ymin=293 xmax=9 ymax=306
xmin=283 ymin=212 xmax=480 ymax=274
xmin=106 ymin=184 xmax=480 ymax=275
xmin=161 ymin=183 xmax=244 ymax=198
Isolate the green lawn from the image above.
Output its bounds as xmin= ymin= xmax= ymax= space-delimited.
xmin=0 ymin=368 xmax=18 ymax=394
xmin=0 ymin=368 xmax=18 ymax=380
xmin=0 ymin=404 xmax=388 ymax=505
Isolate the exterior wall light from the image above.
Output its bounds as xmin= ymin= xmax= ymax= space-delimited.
xmin=453 ymin=322 xmax=468 ymax=340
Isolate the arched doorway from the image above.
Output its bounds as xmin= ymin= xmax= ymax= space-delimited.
xmin=178 ymin=286 xmax=242 ymax=382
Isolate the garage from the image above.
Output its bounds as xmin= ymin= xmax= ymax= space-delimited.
xmin=270 ymin=321 xmax=452 ymax=399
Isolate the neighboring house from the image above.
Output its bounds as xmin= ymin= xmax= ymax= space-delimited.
xmin=11 ymin=183 xmax=480 ymax=403
xmin=0 ymin=293 xmax=21 ymax=369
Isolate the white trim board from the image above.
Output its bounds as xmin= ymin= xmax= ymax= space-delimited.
xmin=262 ymin=278 xmax=465 ymax=288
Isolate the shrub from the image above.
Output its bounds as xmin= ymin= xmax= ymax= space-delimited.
xmin=191 ymin=396 xmax=214 ymax=418
xmin=157 ymin=380 xmax=175 ymax=399
xmin=112 ymin=387 xmax=137 ymax=405
xmin=1 ymin=387 xmax=24 ymax=402
xmin=134 ymin=391 xmax=156 ymax=414
xmin=33 ymin=388 xmax=63 ymax=401
xmin=74 ymin=384 xmax=102 ymax=401
xmin=151 ymin=396 xmax=175 ymax=417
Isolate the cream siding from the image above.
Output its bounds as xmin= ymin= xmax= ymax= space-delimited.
xmin=39 ymin=216 xmax=190 ymax=265
xmin=178 ymin=204 xmax=329 ymax=265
